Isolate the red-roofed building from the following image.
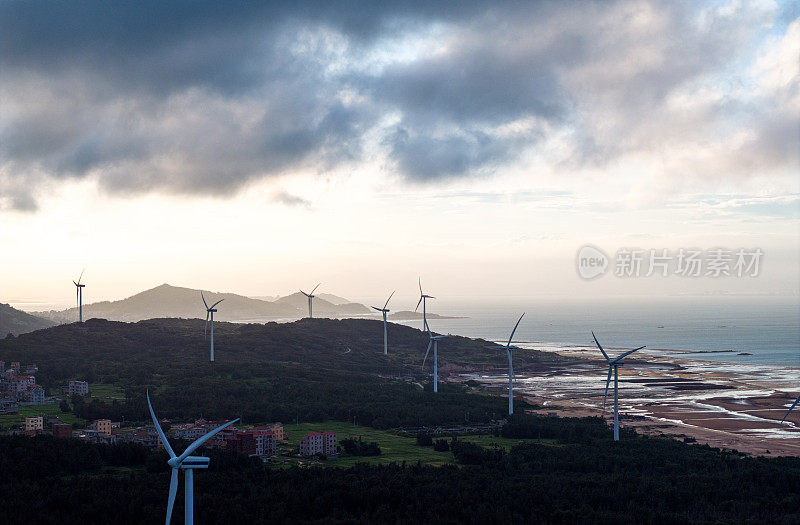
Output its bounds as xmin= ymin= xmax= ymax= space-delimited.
xmin=225 ymin=428 xmax=276 ymax=456
xmin=10 ymin=375 xmax=35 ymax=393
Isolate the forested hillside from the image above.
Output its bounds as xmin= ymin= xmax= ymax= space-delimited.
xmin=0 ymin=318 xmax=572 ymax=427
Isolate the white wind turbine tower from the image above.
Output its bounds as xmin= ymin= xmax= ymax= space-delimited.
xmin=73 ymin=269 xmax=86 ymax=323
xmin=371 ymin=291 xmax=395 ymax=355
xmin=415 ymin=278 xmax=435 ymax=332
xmin=422 ymin=331 xmax=449 ymax=393
xmin=781 ymin=394 xmax=800 ymax=423
xmin=300 ymin=283 xmax=320 ymax=318
xmin=593 ymin=331 xmax=646 ymax=441
xmin=486 ymin=313 xmax=525 ymax=415
xmin=201 ymin=292 xmax=224 ymax=362
xmin=147 ymin=391 xmax=238 ymax=525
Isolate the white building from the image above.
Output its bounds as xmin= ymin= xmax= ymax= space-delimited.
xmin=68 ymin=381 xmax=89 ymax=396
xmin=298 ymin=432 xmax=324 ymax=456
xmin=28 ymin=385 xmax=45 ymax=404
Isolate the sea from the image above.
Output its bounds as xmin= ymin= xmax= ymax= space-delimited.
xmin=386 ymin=296 xmax=800 ymax=369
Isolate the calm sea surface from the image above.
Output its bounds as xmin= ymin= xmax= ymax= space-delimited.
xmin=389 ymin=296 xmax=800 ymax=368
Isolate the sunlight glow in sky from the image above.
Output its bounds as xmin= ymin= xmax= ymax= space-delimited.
xmin=1 ymin=1 xmax=798 ymax=304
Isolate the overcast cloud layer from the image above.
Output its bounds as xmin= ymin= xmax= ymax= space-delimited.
xmin=1 ymin=0 xmax=798 ymax=211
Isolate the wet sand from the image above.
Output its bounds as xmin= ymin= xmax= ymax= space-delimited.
xmin=460 ymin=343 xmax=800 ymax=457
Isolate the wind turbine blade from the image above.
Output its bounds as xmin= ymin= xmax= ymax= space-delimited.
xmin=371 ymin=306 xmax=382 ymax=311
xmin=592 ymin=331 xmax=610 ymax=362
xmin=210 ymin=299 xmax=224 ymax=309
xmin=602 ymin=367 xmax=612 ymax=411
xmin=781 ymin=394 xmax=800 ymax=423
xmin=428 ymin=295 xmax=436 ymax=299
xmin=507 ymin=313 xmax=525 ymax=348
xmin=176 ymin=418 xmax=240 ymax=463
xmin=422 ymin=339 xmax=432 ymax=368
xmin=384 ymin=290 xmax=395 ymax=310
xmin=146 ymin=391 xmax=176 ymax=459
xmin=613 ymin=346 xmax=646 ymax=362
xmin=418 ymin=277 xmax=423 ymax=295
xmin=201 ymin=291 xmax=209 ymax=309
xmin=77 ymin=268 xmax=85 ymax=285
xmin=165 ymin=467 xmax=178 ymax=525
xmin=73 ymin=281 xmax=78 ymax=286
xmin=300 ymin=290 xmax=309 ymax=297
xmin=310 ymin=283 xmax=320 ymax=295
xmin=415 ymin=296 xmax=423 ymax=312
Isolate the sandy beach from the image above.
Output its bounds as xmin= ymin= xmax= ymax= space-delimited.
xmin=462 ymin=343 xmax=800 ymax=457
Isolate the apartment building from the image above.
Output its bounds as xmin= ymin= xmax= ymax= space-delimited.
xmin=68 ymin=380 xmax=89 ymax=396
xmin=24 ymin=416 xmax=44 ymax=432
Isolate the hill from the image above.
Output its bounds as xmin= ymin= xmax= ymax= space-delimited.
xmin=0 ymin=317 xmax=571 ymax=426
xmin=37 ymin=284 xmax=370 ymax=324
xmin=0 ymin=303 xmax=55 ymax=337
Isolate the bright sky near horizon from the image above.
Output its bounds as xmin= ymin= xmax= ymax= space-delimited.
xmin=1 ymin=1 xmax=798 ymax=305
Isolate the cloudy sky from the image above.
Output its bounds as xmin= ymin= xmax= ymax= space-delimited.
xmin=1 ymin=0 xmax=798 ymax=306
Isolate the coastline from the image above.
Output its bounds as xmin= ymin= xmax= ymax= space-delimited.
xmin=462 ymin=342 xmax=800 ymax=457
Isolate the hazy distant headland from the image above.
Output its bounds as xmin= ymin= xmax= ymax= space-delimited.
xmin=35 ymin=283 xmax=372 ymax=324
xmin=0 ymin=303 xmax=56 ymax=337
xmin=389 ymin=311 xmax=466 ymax=321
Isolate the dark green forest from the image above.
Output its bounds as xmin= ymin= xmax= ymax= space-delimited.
xmin=3 ymin=423 xmax=800 ymax=524
xmin=0 ymin=318 xmax=564 ymax=427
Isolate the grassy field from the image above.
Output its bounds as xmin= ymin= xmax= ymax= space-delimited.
xmin=280 ymin=421 xmax=556 ymax=467
xmin=0 ymin=403 xmax=84 ymax=430
xmin=89 ymin=383 xmax=126 ymax=401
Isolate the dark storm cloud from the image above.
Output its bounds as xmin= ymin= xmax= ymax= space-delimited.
xmin=0 ymin=1 xmax=795 ymax=211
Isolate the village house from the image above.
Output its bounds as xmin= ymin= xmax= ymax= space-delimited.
xmin=27 ymin=385 xmax=45 ymax=404
xmin=68 ymin=380 xmax=89 ymax=396
xmin=24 ymin=416 xmax=44 ymax=432
xmin=298 ymin=431 xmax=337 ymax=457
xmin=53 ymin=423 xmax=73 ymax=439
xmin=91 ymin=419 xmax=112 ymax=435
xmin=0 ymin=397 xmax=18 ymax=414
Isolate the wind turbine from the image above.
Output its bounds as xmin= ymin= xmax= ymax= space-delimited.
xmin=415 ymin=278 xmax=435 ymax=332
xmin=300 ymin=283 xmax=320 ymax=318
xmin=201 ymin=292 xmax=224 ymax=362
xmin=486 ymin=313 xmax=525 ymax=415
xmin=422 ymin=331 xmax=448 ymax=393
xmin=73 ymin=269 xmax=85 ymax=323
xmin=593 ymin=331 xmax=645 ymax=441
xmin=781 ymin=394 xmax=800 ymax=423
xmin=371 ymin=291 xmax=395 ymax=355
xmin=147 ymin=391 xmax=238 ymax=525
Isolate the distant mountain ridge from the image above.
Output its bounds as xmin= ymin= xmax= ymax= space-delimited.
xmin=0 ymin=303 xmax=56 ymax=336
xmin=37 ymin=284 xmax=371 ymax=324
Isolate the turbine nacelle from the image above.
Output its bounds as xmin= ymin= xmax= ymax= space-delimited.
xmin=171 ymin=456 xmax=210 ymax=469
